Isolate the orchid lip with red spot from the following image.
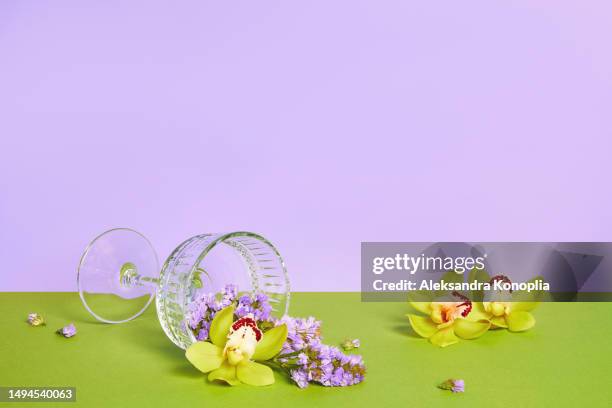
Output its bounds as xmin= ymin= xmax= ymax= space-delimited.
xmin=451 ymin=291 xmax=472 ymax=317
xmin=231 ymin=316 xmax=262 ymax=341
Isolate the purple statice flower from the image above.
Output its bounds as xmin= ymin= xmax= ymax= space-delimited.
xmin=268 ymin=294 xmax=366 ymax=388
xmin=27 ymin=313 xmax=45 ymax=326
xmin=253 ymin=293 xmax=273 ymax=321
xmin=284 ymin=339 xmax=366 ymax=388
xmin=290 ymin=369 xmax=309 ymax=388
xmin=253 ymin=307 xmax=269 ymax=321
xmin=290 ymin=333 xmax=306 ymax=351
xmin=238 ymin=295 xmax=252 ymax=306
xmin=219 ymin=285 xmax=237 ymax=308
xmin=58 ymin=323 xmax=77 ymax=338
xmin=341 ymin=338 xmax=360 ymax=350
xmin=196 ymin=329 xmax=207 ymax=341
xmin=330 ymin=367 xmax=345 ymax=386
xmin=277 ymin=315 xmax=321 ymax=354
xmin=204 ymin=294 xmax=218 ymax=310
xmin=187 ymin=291 xmax=221 ymax=341
xmin=297 ymin=317 xmax=321 ymax=342
xmin=188 ymin=298 xmax=208 ymax=330
xmin=196 ymin=320 xmax=211 ymax=341
xmin=234 ymin=306 xmax=249 ymax=318
xmin=255 ymin=293 xmax=267 ymax=302
xmin=235 ymin=292 xmax=274 ymax=322
xmin=187 ymin=286 xmax=274 ymax=342
xmin=223 ymin=284 xmax=238 ymax=300
xmin=348 ymin=354 xmax=363 ymax=366
xmin=438 ymin=379 xmax=465 ymax=393
xmin=297 ymin=352 xmax=309 ymax=366
xmin=235 ymin=296 xmax=253 ymax=318
xmin=452 ymin=379 xmax=465 ymax=393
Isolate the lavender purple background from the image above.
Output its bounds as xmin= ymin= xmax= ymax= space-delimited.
xmin=1 ymin=1 xmax=611 ymax=292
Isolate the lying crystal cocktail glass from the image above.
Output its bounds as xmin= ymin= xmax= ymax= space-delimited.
xmin=77 ymin=228 xmax=290 ymax=349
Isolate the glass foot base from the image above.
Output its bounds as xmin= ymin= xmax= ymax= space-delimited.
xmin=77 ymin=228 xmax=159 ymax=323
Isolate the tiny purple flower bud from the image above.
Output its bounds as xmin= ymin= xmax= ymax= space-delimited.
xmin=27 ymin=313 xmax=45 ymax=326
xmin=452 ymin=379 xmax=465 ymax=393
xmin=58 ymin=323 xmax=77 ymax=338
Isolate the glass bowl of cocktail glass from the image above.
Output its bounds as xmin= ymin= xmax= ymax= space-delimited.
xmin=77 ymin=228 xmax=290 ymax=349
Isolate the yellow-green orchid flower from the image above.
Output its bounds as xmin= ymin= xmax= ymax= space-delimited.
xmin=481 ymin=275 xmax=539 ymax=332
xmin=185 ymin=305 xmax=288 ymax=386
xmin=407 ymin=292 xmax=491 ymax=347
xmin=482 ymin=300 xmax=536 ymax=331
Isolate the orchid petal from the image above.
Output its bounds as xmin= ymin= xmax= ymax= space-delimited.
xmin=407 ymin=314 xmax=438 ymax=338
xmin=209 ymin=305 xmax=235 ymax=347
xmin=208 ymin=361 xmax=240 ymax=386
xmin=236 ymin=361 xmax=275 ymax=386
xmin=490 ymin=302 xmax=506 ymax=316
xmin=185 ymin=341 xmax=224 ymax=373
xmin=507 ymin=311 xmax=535 ymax=332
xmin=429 ymin=327 xmax=459 ymax=347
xmin=252 ymin=324 xmax=287 ymax=361
xmin=466 ymin=302 xmax=490 ymax=321
xmin=454 ymin=319 xmax=490 ymax=339
xmin=436 ymin=321 xmax=454 ymax=330
xmin=408 ymin=299 xmax=432 ymax=315
xmin=490 ymin=316 xmax=508 ymax=328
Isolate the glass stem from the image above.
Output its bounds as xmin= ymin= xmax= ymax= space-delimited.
xmin=139 ymin=276 xmax=160 ymax=286
xmin=120 ymin=262 xmax=159 ymax=288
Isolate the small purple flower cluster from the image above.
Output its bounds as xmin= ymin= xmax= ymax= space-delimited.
xmin=188 ymin=284 xmax=273 ymax=341
xmin=452 ymin=379 xmax=465 ymax=393
xmin=57 ymin=323 xmax=77 ymax=338
xmin=235 ymin=293 xmax=273 ymax=322
xmin=27 ymin=312 xmax=45 ymax=327
xmin=438 ymin=378 xmax=465 ymax=393
xmin=277 ymin=316 xmax=321 ymax=355
xmin=276 ymin=316 xmax=366 ymax=388
xmin=286 ymin=340 xmax=366 ymax=388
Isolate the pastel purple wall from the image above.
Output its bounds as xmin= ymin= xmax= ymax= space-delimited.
xmin=1 ymin=1 xmax=611 ymax=291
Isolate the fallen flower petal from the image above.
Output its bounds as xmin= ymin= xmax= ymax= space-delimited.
xmin=27 ymin=313 xmax=45 ymax=327
xmin=438 ymin=379 xmax=465 ymax=393
xmin=341 ymin=338 xmax=360 ymax=351
xmin=57 ymin=323 xmax=77 ymax=338
xmin=452 ymin=379 xmax=465 ymax=393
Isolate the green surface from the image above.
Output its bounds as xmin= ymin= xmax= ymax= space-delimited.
xmin=1 ymin=293 xmax=611 ymax=407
